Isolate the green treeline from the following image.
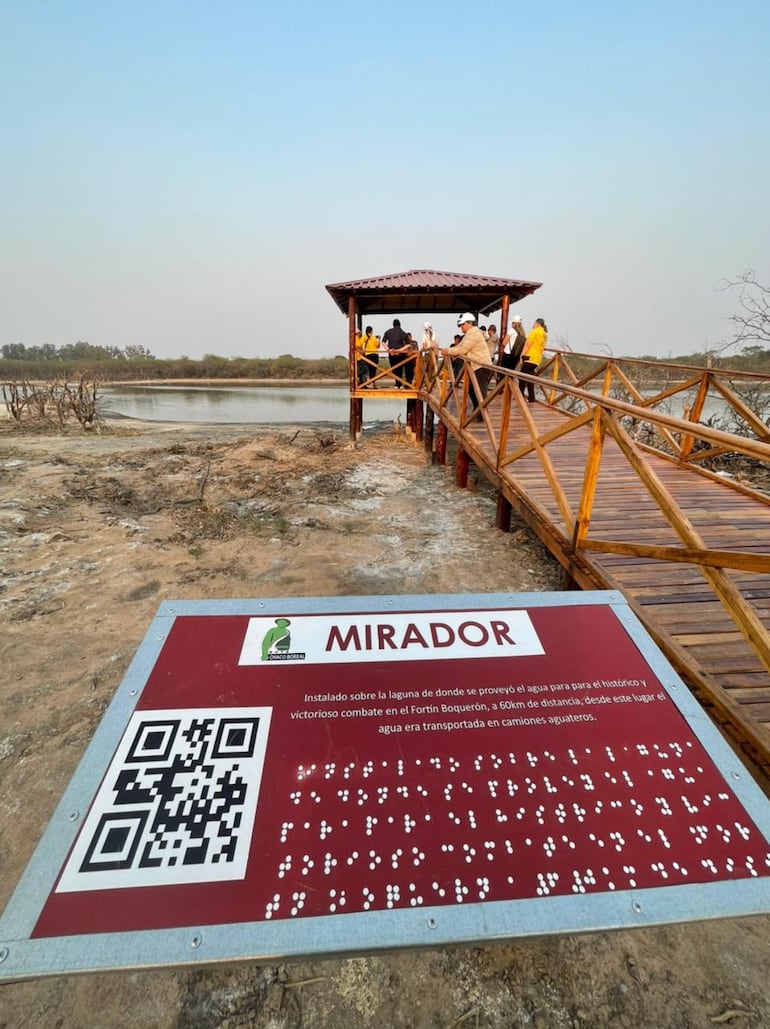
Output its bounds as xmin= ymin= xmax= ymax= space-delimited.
xmin=3 ymin=339 xmax=770 ymax=382
xmin=0 ymin=342 xmax=349 ymax=381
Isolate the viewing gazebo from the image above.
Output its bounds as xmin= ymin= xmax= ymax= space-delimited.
xmin=325 ymin=268 xmax=542 ymax=437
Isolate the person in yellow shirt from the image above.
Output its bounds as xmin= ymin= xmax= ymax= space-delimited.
xmin=354 ymin=329 xmax=366 ymax=386
xmin=520 ymin=318 xmax=547 ymax=403
xmin=360 ymin=325 xmax=380 ymax=386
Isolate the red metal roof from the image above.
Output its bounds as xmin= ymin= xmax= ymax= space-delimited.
xmin=325 ymin=268 xmax=542 ymax=317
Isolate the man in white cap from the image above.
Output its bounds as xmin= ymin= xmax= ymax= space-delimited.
xmin=500 ymin=314 xmax=527 ymax=372
xmin=442 ymin=312 xmax=493 ymax=410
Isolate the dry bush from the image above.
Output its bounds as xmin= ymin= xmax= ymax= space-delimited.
xmin=2 ymin=375 xmax=101 ymax=429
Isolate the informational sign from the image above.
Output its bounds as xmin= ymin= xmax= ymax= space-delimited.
xmin=1 ymin=592 xmax=769 ymax=981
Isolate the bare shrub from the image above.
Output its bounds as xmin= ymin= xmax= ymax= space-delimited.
xmin=1 ymin=375 xmax=101 ymax=430
xmin=2 ymin=381 xmax=30 ymax=421
xmin=64 ymin=376 xmax=100 ymax=427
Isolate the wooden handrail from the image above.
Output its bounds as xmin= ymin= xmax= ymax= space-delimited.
xmin=544 ymin=347 xmax=770 ymax=383
xmin=424 ymin=355 xmax=770 ymax=464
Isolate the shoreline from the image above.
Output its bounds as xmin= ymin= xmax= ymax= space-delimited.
xmin=103 ymin=377 xmax=349 ymax=386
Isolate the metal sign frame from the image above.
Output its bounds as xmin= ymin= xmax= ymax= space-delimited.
xmin=1 ymin=591 xmax=768 ymax=983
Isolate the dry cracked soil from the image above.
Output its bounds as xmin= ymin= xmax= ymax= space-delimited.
xmin=0 ymin=419 xmax=768 ymax=1029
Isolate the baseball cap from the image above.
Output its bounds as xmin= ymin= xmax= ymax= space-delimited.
xmin=512 ymin=314 xmax=522 ymax=323
xmin=424 ymin=321 xmax=432 ymax=329
xmin=457 ymin=312 xmax=475 ymax=326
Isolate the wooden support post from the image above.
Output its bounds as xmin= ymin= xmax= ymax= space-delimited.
xmin=355 ymin=397 xmax=363 ymax=438
xmin=495 ymin=491 xmax=511 ymax=532
xmin=411 ymin=401 xmax=424 ymax=442
xmin=347 ymin=296 xmax=357 ymax=440
xmin=414 ymin=400 xmax=424 ymax=442
xmin=436 ymin=421 xmax=447 ymax=465
xmin=349 ymin=398 xmax=359 ymax=439
xmin=424 ymin=406 xmax=434 ymax=454
xmin=561 ymin=566 xmax=581 ymax=590
xmin=405 ymin=398 xmax=414 ymax=435
xmin=498 ymin=294 xmax=510 ymax=364
xmin=455 ymin=447 xmax=469 ymax=488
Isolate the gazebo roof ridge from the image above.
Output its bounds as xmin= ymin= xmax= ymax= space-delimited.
xmin=325 ymin=267 xmax=542 ymax=317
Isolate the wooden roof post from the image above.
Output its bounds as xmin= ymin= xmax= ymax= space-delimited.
xmin=348 ymin=295 xmax=357 ymax=387
xmin=348 ymin=295 xmax=358 ymax=440
xmin=499 ymin=294 xmax=510 ymax=363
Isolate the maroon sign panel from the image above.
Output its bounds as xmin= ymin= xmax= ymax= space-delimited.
xmin=33 ymin=602 xmax=770 ymax=938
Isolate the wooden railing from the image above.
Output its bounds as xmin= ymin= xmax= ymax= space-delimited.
xmin=422 ymin=349 xmax=770 ymax=495
xmin=538 ymin=349 xmax=770 ymax=457
xmin=420 ymin=353 xmax=770 ymax=681
xmin=354 ymin=351 xmax=421 ymax=391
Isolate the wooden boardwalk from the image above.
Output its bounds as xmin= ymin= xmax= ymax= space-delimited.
xmin=417 ymin=366 xmax=770 ymax=785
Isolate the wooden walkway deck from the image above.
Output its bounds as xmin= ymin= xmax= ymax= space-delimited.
xmin=416 ymin=366 xmax=770 ymax=785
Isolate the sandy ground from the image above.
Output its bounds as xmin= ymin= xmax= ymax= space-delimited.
xmin=0 ymin=418 xmax=769 ymax=1029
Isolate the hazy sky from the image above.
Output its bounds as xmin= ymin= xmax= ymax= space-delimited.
xmin=2 ymin=1 xmax=768 ymax=361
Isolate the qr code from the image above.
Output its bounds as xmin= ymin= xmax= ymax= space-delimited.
xmin=56 ymin=707 xmax=271 ymax=893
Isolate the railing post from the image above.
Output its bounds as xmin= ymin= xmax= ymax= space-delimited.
xmin=496 ymin=379 xmax=512 ymax=470
xmin=571 ymin=406 xmax=605 ymax=551
xmin=459 ymin=363 xmax=470 ymax=424
xmin=680 ymin=371 xmax=710 ymax=462
xmin=547 ymin=352 xmax=560 ymax=405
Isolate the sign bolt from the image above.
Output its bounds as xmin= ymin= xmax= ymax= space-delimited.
xmin=426 ymin=917 xmax=437 ymax=930
xmin=68 ymin=811 xmax=79 ymax=822
xmin=190 ymin=933 xmax=202 ymax=949
xmin=0 ymin=948 xmax=8 ymax=964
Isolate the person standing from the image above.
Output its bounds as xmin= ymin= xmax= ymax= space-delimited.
xmin=382 ymin=318 xmax=409 ymax=387
xmin=520 ymin=318 xmax=548 ymax=403
xmin=449 ymin=334 xmax=464 ymax=377
xmin=402 ymin=332 xmax=418 ymax=386
xmin=361 ymin=325 xmax=380 ymax=386
xmin=354 ymin=328 xmax=366 ymax=387
xmin=500 ymin=315 xmax=527 ymax=373
xmin=421 ymin=321 xmax=439 ymax=351
xmin=421 ymin=321 xmax=440 ymax=382
xmin=442 ymin=312 xmax=492 ymax=410
xmin=486 ymin=324 xmax=499 ymax=363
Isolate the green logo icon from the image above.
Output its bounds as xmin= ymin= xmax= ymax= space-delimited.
xmin=261 ymin=618 xmax=292 ymax=661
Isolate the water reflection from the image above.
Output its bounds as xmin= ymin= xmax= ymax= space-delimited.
xmin=99 ymin=384 xmax=408 ymax=424
xmin=100 ymin=382 xmax=747 ymax=428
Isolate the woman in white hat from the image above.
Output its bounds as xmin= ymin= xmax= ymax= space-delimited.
xmin=500 ymin=315 xmax=527 ymax=372
xmin=421 ymin=321 xmax=439 ymax=351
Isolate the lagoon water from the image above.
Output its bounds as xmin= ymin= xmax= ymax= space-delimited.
xmin=99 ymin=382 xmax=744 ymax=429
xmin=100 ymin=384 xmax=408 ymax=425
